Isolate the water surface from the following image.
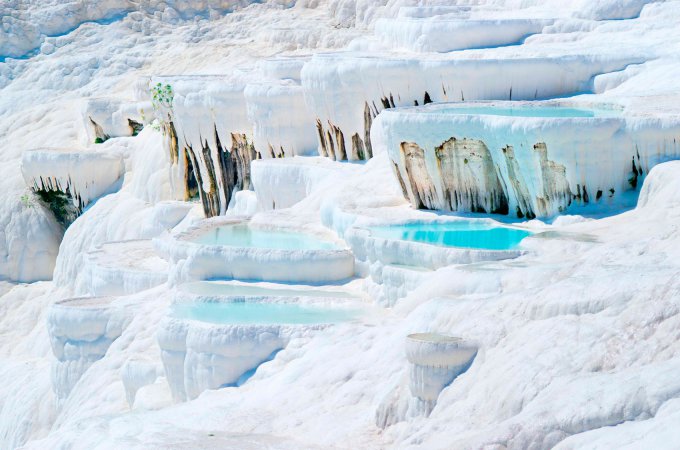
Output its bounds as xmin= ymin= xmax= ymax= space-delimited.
xmin=171 ymin=302 xmax=359 ymax=325
xmin=182 ymin=281 xmax=355 ymax=299
xmin=369 ymin=222 xmax=531 ymax=250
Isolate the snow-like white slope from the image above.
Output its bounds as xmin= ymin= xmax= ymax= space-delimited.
xmin=2 ymin=0 xmax=680 ymax=449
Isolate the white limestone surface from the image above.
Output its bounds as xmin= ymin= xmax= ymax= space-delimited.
xmin=244 ymin=81 xmax=318 ymax=158
xmin=301 ymin=53 xmax=640 ymax=161
xmin=157 ymin=316 xmax=323 ymax=402
xmin=251 ymin=156 xmax=352 ymax=210
xmin=374 ymin=18 xmax=553 ymax=53
xmin=79 ymin=239 xmax=169 ymax=296
xmin=81 ymin=97 xmax=151 ymax=145
xmin=4 ymin=1 xmax=680 ymax=449
xmin=46 ymin=296 xmax=130 ymax=406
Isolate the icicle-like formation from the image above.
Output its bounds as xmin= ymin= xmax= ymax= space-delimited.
xmin=21 ymin=148 xmax=125 ymax=228
xmin=435 ymin=137 xmax=509 ymax=214
xmin=534 ymin=142 xmax=572 ymax=216
xmin=399 ymin=142 xmax=438 ymax=209
xmin=502 ymin=145 xmax=536 ymax=219
xmin=302 ymin=54 xmax=641 ymax=162
xmin=377 ymin=101 xmax=680 ymax=218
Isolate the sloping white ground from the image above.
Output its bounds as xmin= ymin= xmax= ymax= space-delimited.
xmin=2 ymin=0 xmax=680 ymax=449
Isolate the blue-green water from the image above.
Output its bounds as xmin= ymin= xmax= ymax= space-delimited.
xmin=182 ymin=281 xmax=355 ymax=299
xmin=193 ymin=224 xmax=338 ymax=250
xmin=369 ymin=222 xmax=531 ymax=250
xmin=438 ymin=105 xmax=620 ymax=118
xmin=170 ymin=302 xmax=358 ymax=325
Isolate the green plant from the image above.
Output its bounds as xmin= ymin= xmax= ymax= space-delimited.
xmin=20 ymin=193 xmax=35 ymax=209
xmin=94 ymin=137 xmax=105 ymax=144
xmin=151 ymin=82 xmax=174 ymax=111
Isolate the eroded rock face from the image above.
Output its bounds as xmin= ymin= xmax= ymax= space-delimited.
xmin=316 ymin=119 xmax=329 ymax=158
xmin=399 ymin=142 xmax=438 ymax=209
xmin=363 ymin=102 xmax=375 ymax=159
xmin=534 ymin=142 xmax=572 ymax=216
xmin=231 ymin=133 xmax=257 ymax=193
xmin=200 ymin=140 xmax=221 ymax=218
xmin=313 ymin=104 xmax=378 ymax=161
xmin=183 ymin=130 xmax=259 ymax=218
xmin=435 ymin=137 xmax=508 ymax=215
xmin=392 ymin=137 xmax=578 ymax=218
xmin=392 ymin=162 xmax=409 ymax=200
xmin=502 ymin=145 xmax=536 ymax=219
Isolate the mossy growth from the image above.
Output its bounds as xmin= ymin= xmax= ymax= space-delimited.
xmin=628 ymin=157 xmax=640 ymax=189
xmin=33 ymin=185 xmax=81 ymax=229
xmin=128 ymin=119 xmax=144 ymax=136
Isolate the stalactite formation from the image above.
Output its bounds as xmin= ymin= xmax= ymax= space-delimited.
xmin=200 ymin=140 xmax=221 ymax=218
xmin=399 ymin=142 xmax=438 ymax=209
xmin=392 ymin=162 xmax=409 ymax=199
xmin=32 ymin=177 xmax=83 ymax=228
xmin=501 ymin=145 xmax=535 ymax=219
xmin=183 ymin=148 xmax=199 ymax=201
xmin=390 ymin=138 xmax=581 ymax=218
xmin=164 ymin=119 xmax=180 ymax=165
xmin=363 ymin=102 xmax=374 ymax=159
xmin=435 ymin=137 xmax=509 ymax=214
xmin=185 ymin=145 xmax=211 ymax=217
xmin=534 ymin=142 xmax=572 ymax=215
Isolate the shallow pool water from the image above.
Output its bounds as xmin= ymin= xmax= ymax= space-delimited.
xmin=369 ymin=222 xmax=531 ymax=250
xmin=437 ymin=105 xmax=620 ymax=118
xmin=182 ymin=281 xmax=356 ymax=299
xmin=192 ymin=224 xmax=339 ymax=250
xmin=170 ymin=302 xmax=359 ymax=325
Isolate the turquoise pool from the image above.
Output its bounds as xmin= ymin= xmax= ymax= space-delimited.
xmin=182 ymin=281 xmax=356 ymax=299
xmin=193 ymin=224 xmax=339 ymax=250
xmin=170 ymin=302 xmax=359 ymax=325
xmin=369 ymin=222 xmax=531 ymax=250
xmin=438 ymin=105 xmax=620 ymax=118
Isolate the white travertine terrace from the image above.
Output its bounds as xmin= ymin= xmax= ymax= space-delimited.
xmin=5 ymin=0 xmax=680 ymax=448
xmin=175 ymin=280 xmax=358 ymax=305
xmin=153 ymin=218 xmax=355 ymax=284
xmin=120 ymin=357 xmax=160 ymax=408
xmin=250 ymin=156 xmax=351 ymax=210
xmin=374 ymin=18 xmax=554 ymax=53
xmin=79 ymin=239 xmax=169 ymax=296
xmin=405 ymin=333 xmax=477 ymax=408
xmin=47 ymin=296 xmax=130 ymax=407
xmin=20 ymin=147 xmax=125 ymax=215
xmin=81 ymin=97 xmax=151 ymax=144
xmin=375 ymin=101 xmax=680 ymax=218
xmin=244 ymin=81 xmax=318 ymax=158
xmin=301 ymin=53 xmax=640 ymax=162
xmin=345 ymin=223 xmax=525 ymax=271
xmin=157 ymin=317 xmax=323 ymax=402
